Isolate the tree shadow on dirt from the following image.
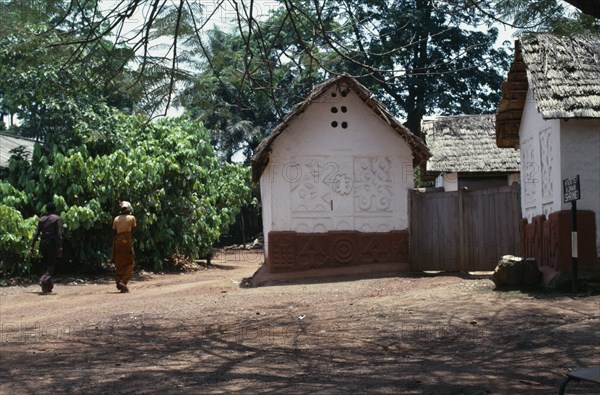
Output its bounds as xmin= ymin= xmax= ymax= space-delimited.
xmin=491 ymin=284 xmax=600 ymax=301
xmin=2 ymin=299 xmax=598 ymax=395
xmin=245 ymin=270 xmax=493 ymax=289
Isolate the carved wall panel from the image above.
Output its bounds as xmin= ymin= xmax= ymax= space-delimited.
xmin=288 ymin=156 xmax=398 ymax=233
xmin=291 ymin=217 xmax=331 ymax=233
xmin=290 ymin=158 xmax=331 ymax=213
xmin=355 ymin=217 xmax=393 ymax=232
xmin=521 ymin=211 xmax=597 ymax=271
xmin=267 ymin=230 xmax=409 ymax=272
xmin=521 ymin=137 xmax=537 ymax=205
xmin=542 ymin=215 xmax=559 ymax=269
xmin=269 ymin=234 xmax=295 ymax=270
xmin=539 ymin=128 xmax=554 ymax=201
xmin=333 ymin=216 xmax=353 ymax=231
xmin=524 ymin=206 xmax=538 ymax=223
xmin=524 ymin=215 xmax=545 ymax=264
xmin=542 ymin=203 xmax=554 ymax=221
xmin=353 ymin=157 xmax=393 ymax=213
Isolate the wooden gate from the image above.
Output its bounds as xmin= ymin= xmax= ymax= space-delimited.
xmin=409 ymin=185 xmax=521 ymax=271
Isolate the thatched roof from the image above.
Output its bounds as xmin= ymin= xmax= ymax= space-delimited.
xmin=251 ymin=75 xmax=431 ymax=183
xmin=0 ymin=133 xmax=36 ymax=168
xmin=425 ymin=114 xmax=520 ymax=174
xmin=496 ymin=34 xmax=600 ymax=148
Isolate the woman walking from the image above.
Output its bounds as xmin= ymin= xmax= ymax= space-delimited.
xmin=112 ymin=201 xmax=136 ymax=293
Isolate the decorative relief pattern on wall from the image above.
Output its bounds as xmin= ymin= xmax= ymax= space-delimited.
xmin=524 ymin=207 xmax=537 ymax=223
xmin=333 ymin=217 xmax=353 ymax=231
xmin=290 ymin=159 xmax=331 ymax=212
xmin=355 ymin=217 xmax=393 ymax=232
xmin=291 ymin=218 xmax=331 ymax=233
xmin=521 ymin=211 xmax=597 ymax=271
xmin=297 ymin=236 xmax=329 ymax=267
xmin=526 ymin=215 xmax=544 ymax=264
xmin=521 ymin=137 xmax=537 ymax=205
xmin=270 ymin=236 xmax=295 ymax=270
xmin=542 ymin=215 xmax=559 ymax=269
xmin=332 ymin=173 xmax=353 ymax=195
xmin=268 ymin=230 xmax=409 ymax=272
xmin=354 ymin=157 xmax=393 ymax=212
xmin=331 ymin=236 xmax=354 ymax=263
xmin=542 ymin=203 xmax=554 ymax=220
xmin=539 ymin=128 xmax=554 ymax=201
xmin=288 ymin=156 xmax=397 ymax=233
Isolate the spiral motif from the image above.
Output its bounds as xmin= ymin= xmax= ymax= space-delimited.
xmin=332 ymin=238 xmax=354 ymax=264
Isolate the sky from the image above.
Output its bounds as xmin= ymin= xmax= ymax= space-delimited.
xmin=100 ymin=0 xmax=516 ymax=45
xmin=100 ymin=0 xmax=281 ymax=33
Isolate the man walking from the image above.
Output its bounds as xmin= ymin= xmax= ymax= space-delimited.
xmin=31 ymin=202 xmax=63 ymax=293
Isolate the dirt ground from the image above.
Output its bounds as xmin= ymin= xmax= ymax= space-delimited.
xmin=1 ymin=249 xmax=599 ymax=395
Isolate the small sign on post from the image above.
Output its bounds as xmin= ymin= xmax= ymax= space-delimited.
xmin=562 ymin=175 xmax=581 ymax=293
xmin=563 ymin=176 xmax=581 ymax=204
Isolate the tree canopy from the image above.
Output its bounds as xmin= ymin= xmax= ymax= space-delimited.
xmin=1 ymin=111 xmax=252 ymax=274
xmin=7 ymin=1 xmax=591 ymax=138
xmin=3 ymin=0 xmax=598 ymax=141
xmin=0 ymin=1 xmax=252 ymax=276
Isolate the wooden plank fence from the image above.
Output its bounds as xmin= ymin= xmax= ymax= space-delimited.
xmin=409 ymin=185 xmax=521 ymax=271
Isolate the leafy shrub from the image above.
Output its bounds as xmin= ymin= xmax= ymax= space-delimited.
xmin=1 ymin=113 xmax=252 ymax=275
xmin=0 ymin=203 xmax=37 ymax=275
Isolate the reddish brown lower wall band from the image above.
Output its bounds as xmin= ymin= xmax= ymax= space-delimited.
xmin=267 ymin=230 xmax=409 ymax=273
xmin=522 ymin=210 xmax=597 ymax=271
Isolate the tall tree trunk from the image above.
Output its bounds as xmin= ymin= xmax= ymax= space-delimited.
xmin=404 ymin=0 xmax=431 ymax=139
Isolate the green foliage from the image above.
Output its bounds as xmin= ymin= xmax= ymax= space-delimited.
xmin=178 ymin=1 xmax=511 ymax=145
xmin=413 ymin=166 xmax=433 ymax=189
xmin=496 ymin=0 xmax=600 ymax=35
xmin=177 ymin=22 xmax=330 ymax=162
xmin=1 ymin=114 xmax=252 ymax=275
xmin=0 ymin=6 xmax=140 ymax=140
xmin=0 ymin=2 xmax=252 ymax=276
xmin=320 ymin=0 xmax=511 ymax=135
xmin=0 ymin=184 xmax=38 ymax=275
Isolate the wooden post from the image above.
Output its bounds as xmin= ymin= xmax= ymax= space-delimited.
xmin=458 ymin=188 xmax=466 ymax=272
xmin=571 ymin=200 xmax=578 ymax=293
xmin=409 ymin=190 xmax=415 ymax=270
xmin=562 ymin=175 xmax=580 ymax=293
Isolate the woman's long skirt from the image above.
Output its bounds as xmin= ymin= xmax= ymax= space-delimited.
xmin=113 ymin=232 xmax=135 ymax=287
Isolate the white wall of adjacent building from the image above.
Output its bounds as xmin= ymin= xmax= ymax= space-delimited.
xmin=560 ymin=119 xmax=600 ymax=254
xmin=519 ymin=88 xmax=600 ymax=254
xmin=435 ymin=172 xmax=458 ymax=191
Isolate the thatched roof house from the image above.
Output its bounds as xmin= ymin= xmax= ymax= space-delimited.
xmin=496 ymin=34 xmax=600 ymax=148
xmin=495 ymin=33 xmax=600 ymax=281
xmin=251 ymin=75 xmax=430 ymax=275
xmin=423 ymin=114 xmax=520 ymax=190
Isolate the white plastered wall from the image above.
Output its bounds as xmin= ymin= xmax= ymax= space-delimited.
xmin=519 ymin=88 xmax=600 ymax=255
xmin=260 ymin=87 xmax=415 ymax=256
xmin=508 ymin=173 xmax=520 ymax=186
xmin=560 ymin=119 xmax=600 ymax=255
xmin=519 ymin=89 xmax=561 ymax=222
xmin=435 ymin=172 xmax=458 ymax=191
